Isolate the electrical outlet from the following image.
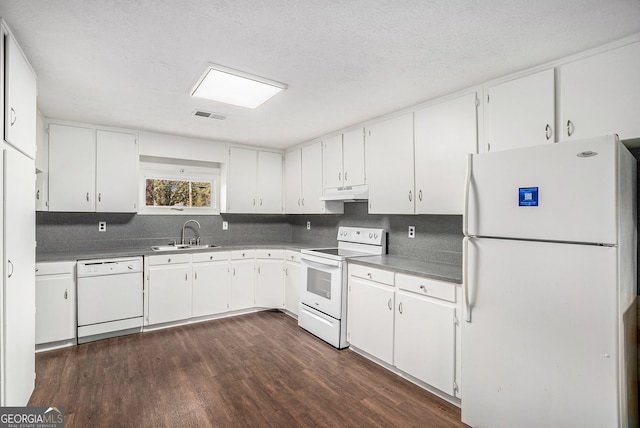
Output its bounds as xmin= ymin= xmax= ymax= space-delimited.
xmin=222 ymin=221 xmax=228 ymax=230
xmin=408 ymin=226 xmax=415 ymax=238
xmin=307 ymin=221 xmax=311 ymax=230
xmin=98 ymin=221 xmax=106 ymax=232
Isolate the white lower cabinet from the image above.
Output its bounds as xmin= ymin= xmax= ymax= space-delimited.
xmin=347 ymin=274 xmax=395 ymax=365
xmin=348 ymin=264 xmax=461 ymax=399
xmin=192 ymin=252 xmax=230 ymax=317
xmin=284 ymin=250 xmax=301 ymax=316
xmin=35 ymin=261 xmax=76 ymax=346
xmin=230 ymin=250 xmax=256 ymax=311
xmin=146 ymin=254 xmax=192 ymax=325
xmin=255 ymin=250 xmax=284 ymax=308
xmin=394 ymin=290 xmax=457 ymax=396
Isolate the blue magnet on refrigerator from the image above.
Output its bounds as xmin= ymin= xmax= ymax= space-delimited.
xmin=518 ymin=187 xmax=538 ymax=206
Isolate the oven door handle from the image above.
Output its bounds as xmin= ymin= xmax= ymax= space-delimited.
xmin=301 ymin=253 xmax=342 ymax=268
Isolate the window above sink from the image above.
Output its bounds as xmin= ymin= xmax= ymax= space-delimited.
xmin=138 ymin=156 xmax=220 ymax=215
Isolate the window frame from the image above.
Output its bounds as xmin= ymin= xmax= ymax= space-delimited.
xmin=138 ymin=160 xmax=220 ymax=215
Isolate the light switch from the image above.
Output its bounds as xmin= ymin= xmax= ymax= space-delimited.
xmin=99 ymin=221 xmax=106 ymax=232
xmin=222 ymin=221 xmax=228 ymax=230
xmin=408 ymin=226 xmax=415 ymax=238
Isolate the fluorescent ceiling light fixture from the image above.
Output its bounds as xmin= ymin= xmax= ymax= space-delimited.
xmin=191 ymin=64 xmax=287 ymax=109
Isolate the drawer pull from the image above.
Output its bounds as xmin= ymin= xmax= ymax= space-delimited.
xmin=420 ymin=285 xmax=427 ymax=293
xmin=387 ymin=298 xmax=392 ymax=310
xmin=398 ymin=302 xmax=403 ymax=314
xmin=367 ymin=273 xmax=372 ymax=279
xmin=64 ymin=289 xmax=68 ymax=300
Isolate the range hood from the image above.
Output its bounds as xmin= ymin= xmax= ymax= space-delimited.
xmin=319 ymin=184 xmax=369 ymax=202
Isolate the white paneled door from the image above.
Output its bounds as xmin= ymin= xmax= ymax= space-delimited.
xmin=3 ymin=146 xmax=36 ymax=406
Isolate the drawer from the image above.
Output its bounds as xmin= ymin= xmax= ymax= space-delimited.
xmin=147 ymin=253 xmax=191 ymax=266
xmin=254 ymin=249 xmax=284 ymax=259
xmin=35 ymin=261 xmax=76 ymax=276
xmin=349 ymin=264 xmax=394 ymax=286
xmin=192 ymin=251 xmax=229 ymax=263
xmin=231 ymin=249 xmax=255 ymax=260
xmin=285 ymin=250 xmax=301 ymax=263
xmin=396 ymin=273 xmax=456 ymax=303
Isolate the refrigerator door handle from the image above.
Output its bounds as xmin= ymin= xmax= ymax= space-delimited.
xmin=463 ymin=153 xmax=473 ymax=237
xmin=463 ymin=236 xmax=472 ymax=322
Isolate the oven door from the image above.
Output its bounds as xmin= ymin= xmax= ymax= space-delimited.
xmin=300 ymin=253 xmax=344 ymax=319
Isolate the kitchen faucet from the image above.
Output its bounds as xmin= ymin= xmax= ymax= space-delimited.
xmin=181 ymin=219 xmax=201 ymax=245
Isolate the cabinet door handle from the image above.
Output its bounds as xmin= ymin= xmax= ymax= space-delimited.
xmin=388 ymin=298 xmax=392 ymax=310
xmin=36 ymin=189 xmax=40 ymax=200
xmin=301 ymin=198 xmax=305 ymax=206
xmin=253 ymin=198 xmax=256 ymax=206
xmin=338 ymin=172 xmax=341 ymax=182
xmin=418 ymin=189 xmax=422 ymax=201
xmin=545 ymin=124 xmax=552 ymax=141
xmin=98 ymin=193 xmax=102 ymax=202
xmin=86 ymin=192 xmax=90 ymax=202
xmin=285 ymin=268 xmax=288 ymax=276
xmin=7 ymin=260 xmax=14 ymax=278
xmin=185 ymin=273 xmax=188 ymax=281
xmin=408 ymin=191 xmax=412 ymax=202
xmin=10 ymin=108 xmax=16 ymax=126
xmin=258 ymin=266 xmax=261 ymax=274
xmin=566 ymin=120 xmax=574 ymax=137
xmin=194 ymin=272 xmax=198 ymax=280
xmin=344 ymin=172 xmax=348 ymax=182
xmin=233 ymin=268 xmax=236 ymax=275
xmin=64 ymin=289 xmax=68 ymax=300
xmin=260 ymin=198 xmax=263 ymax=206
xmin=398 ymin=302 xmax=403 ymax=314
xmin=297 ymin=198 xmax=301 ymax=206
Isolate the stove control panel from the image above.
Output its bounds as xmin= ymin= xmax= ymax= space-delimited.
xmin=337 ymin=227 xmax=386 ymax=246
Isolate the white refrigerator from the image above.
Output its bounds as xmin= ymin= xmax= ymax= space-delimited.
xmin=462 ymin=135 xmax=638 ymax=427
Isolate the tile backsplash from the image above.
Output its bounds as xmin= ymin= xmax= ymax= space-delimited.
xmin=36 ymin=202 xmax=463 ymax=266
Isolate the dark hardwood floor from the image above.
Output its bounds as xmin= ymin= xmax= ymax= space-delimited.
xmin=29 ymin=311 xmax=467 ymax=427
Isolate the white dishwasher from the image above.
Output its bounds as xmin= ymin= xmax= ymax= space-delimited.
xmin=77 ymin=257 xmax=144 ymax=343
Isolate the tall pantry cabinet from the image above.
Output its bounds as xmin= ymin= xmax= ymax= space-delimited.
xmin=1 ymin=19 xmax=38 ymax=406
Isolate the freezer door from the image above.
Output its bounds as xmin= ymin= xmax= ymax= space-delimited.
xmin=466 ymin=135 xmax=618 ymax=244
xmin=462 ymin=238 xmax=620 ymax=427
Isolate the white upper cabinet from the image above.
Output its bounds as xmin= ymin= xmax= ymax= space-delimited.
xmin=284 ymin=149 xmax=302 ymax=214
xmin=323 ymin=129 xmax=365 ymax=191
xmin=226 ymin=147 xmax=282 ymax=213
xmin=414 ymin=93 xmax=478 ymax=214
xmin=365 ymin=113 xmax=415 ymax=214
xmin=227 ymin=147 xmax=257 ymax=212
xmin=4 ymin=34 xmax=37 ymax=159
xmin=560 ymin=41 xmax=640 ymax=142
xmin=286 ymin=142 xmax=343 ymax=214
xmin=256 ymin=150 xmax=282 ymax=213
xmin=301 ymin=142 xmax=325 ymax=213
xmin=322 ymin=135 xmax=343 ymax=190
xmin=48 ymin=123 xmax=138 ymax=212
xmin=342 ymin=128 xmax=365 ymax=187
xmin=96 ymin=130 xmax=138 ymax=212
xmin=48 ymin=124 xmax=95 ymax=212
xmin=485 ymin=68 xmax=555 ymax=152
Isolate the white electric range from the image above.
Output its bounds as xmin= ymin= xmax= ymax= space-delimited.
xmin=299 ymin=226 xmax=386 ymax=348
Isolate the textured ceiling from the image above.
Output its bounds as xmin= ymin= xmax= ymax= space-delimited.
xmin=1 ymin=0 xmax=640 ymax=149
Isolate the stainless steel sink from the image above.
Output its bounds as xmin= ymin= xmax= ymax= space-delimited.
xmin=150 ymin=244 xmax=216 ymax=252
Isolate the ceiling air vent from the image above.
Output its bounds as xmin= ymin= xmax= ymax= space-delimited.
xmin=192 ymin=110 xmax=226 ymax=120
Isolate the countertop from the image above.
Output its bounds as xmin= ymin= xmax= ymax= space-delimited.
xmin=347 ymin=255 xmax=462 ymax=284
xmin=36 ymin=242 xmax=308 ymax=262
xmin=37 ymin=244 xmax=462 ymax=284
